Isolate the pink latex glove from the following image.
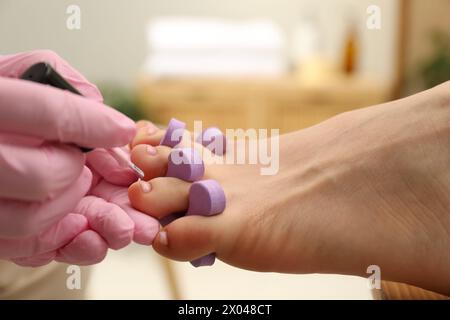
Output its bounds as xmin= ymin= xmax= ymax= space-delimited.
xmin=0 ymin=50 xmax=159 ymax=266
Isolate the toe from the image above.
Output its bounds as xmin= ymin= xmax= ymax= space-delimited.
xmin=131 ymin=144 xmax=171 ymax=180
xmin=131 ymin=120 xmax=165 ymax=148
xmin=152 ymin=215 xmax=219 ymax=262
xmin=128 ymin=177 xmax=190 ymax=219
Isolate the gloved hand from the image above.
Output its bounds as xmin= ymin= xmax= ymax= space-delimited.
xmin=0 ymin=50 xmax=159 ymax=266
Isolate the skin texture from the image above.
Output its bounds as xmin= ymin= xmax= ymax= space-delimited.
xmin=128 ymin=82 xmax=450 ymax=295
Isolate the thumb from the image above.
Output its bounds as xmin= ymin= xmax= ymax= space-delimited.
xmin=0 ymin=213 xmax=88 ymax=260
xmin=0 ymin=77 xmax=136 ymax=148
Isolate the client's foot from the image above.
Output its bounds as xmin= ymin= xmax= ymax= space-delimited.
xmin=128 ymin=82 xmax=450 ymax=295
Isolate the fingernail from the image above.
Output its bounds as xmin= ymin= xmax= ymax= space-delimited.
xmin=159 ymin=231 xmax=168 ymax=246
xmin=147 ymin=145 xmax=157 ymax=156
xmin=147 ymin=123 xmax=158 ymax=135
xmin=138 ymin=179 xmax=151 ymax=193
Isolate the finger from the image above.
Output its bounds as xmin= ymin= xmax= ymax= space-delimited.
xmin=152 ymin=215 xmax=219 ymax=262
xmin=12 ymin=251 xmax=57 ymax=267
xmin=90 ymin=181 xmax=160 ymax=245
xmin=0 ymin=49 xmax=103 ymax=102
xmin=0 ymin=132 xmax=44 ymax=148
xmin=87 ymin=148 xmax=137 ymax=187
xmin=130 ymin=144 xmax=171 ymax=180
xmin=126 ymin=208 xmax=160 ymax=245
xmin=0 ymin=77 xmax=136 ymax=148
xmin=128 ymin=177 xmax=190 ymax=220
xmin=0 ymin=141 xmax=84 ymax=201
xmin=75 ymin=196 xmax=134 ymax=250
xmin=131 ymin=120 xmax=165 ymax=148
xmin=0 ymin=167 xmax=92 ymax=239
xmin=0 ymin=213 xmax=88 ymax=259
xmin=56 ymin=230 xmax=108 ymax=265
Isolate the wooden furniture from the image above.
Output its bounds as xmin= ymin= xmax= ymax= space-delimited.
xmin=137 ymin=76 xmax=392 ymax=133
xmin=376 ymin=282 xmax=449 ymax=300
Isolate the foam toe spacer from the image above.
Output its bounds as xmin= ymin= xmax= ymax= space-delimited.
xmin=160 ymin=119 xmax=226 ymax=268
xmin=166 ymin=148 xmax=205 ymax=182
xmin=160 ymin=118 xmax=186 ymax=147
xmin=160 ymin=212 xmax=185 ymax=227
xmin=196 ymin=127 xmax=226 ymax=155
xmin=190 ymin=253 xmax=216 ymax=267
xmin=187 ymin=180 xmax=226 ymax=216
xmin=187 ymin=180 xmax=226 ymax=267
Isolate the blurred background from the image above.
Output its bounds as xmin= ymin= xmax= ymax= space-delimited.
xmin=0 ymin=0 xmax=449 ymax=299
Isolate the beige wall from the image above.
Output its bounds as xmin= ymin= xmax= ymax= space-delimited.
xmin=0 ymin=0 xmax=399 ymax=86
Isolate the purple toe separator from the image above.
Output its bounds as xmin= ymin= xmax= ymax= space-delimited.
xmin=190 ymin=253 xmax=216 ymax=267
xmin=166 ymin=148 xmax=205 ymax=182
xmin=187 ymin=180 xmax=226 ymax=267
xmin=160 ymin=118 xmax=186 ymax=147
xmin=196 ymin=127 xmax=227 ymax=156
xmin=161 ymin=119 xmax=226 ymax=268
xmin=187 ymin=180 xmax=226 ymax=216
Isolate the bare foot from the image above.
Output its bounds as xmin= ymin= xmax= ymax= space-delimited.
xmin=128 ymin=82 xmax=450 ymax=295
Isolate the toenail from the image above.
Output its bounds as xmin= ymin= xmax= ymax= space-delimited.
xmin=138 ymin=179 xmax=151 ymax=193
xmin=159 ymin=231 xmax=168 ymax=246
xmin=147 ymin=145 xmax=157 ymax=156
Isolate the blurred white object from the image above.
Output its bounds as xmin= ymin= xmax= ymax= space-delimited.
xmin=144 ymin=17 xmax=287 ymax=77
xmin=291 ymin=18 xmax=322 ymax=68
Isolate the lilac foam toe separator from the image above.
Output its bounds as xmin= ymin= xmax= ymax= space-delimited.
xmin=187 ymin=180 xmax=226 ymax=267
xmin=160 ymin=119 xmax=227 ymax=268
xmin=166 ymin=148 xmax=205 ymax=182
xmin=196 ymin=127 xmax=227 ymax=156
xmin=190 ymin=253 xmax=216 ymax=267
xmin=160 ymin=118 xmax=186 ymax=147
xmin=187 ymin=180 xmax=226 ymax=216
xmin=160 ymin=212 xmax=185 ymax=227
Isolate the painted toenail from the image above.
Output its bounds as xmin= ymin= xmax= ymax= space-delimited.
xmin=138 ymin=179 xmax=151 ymax=193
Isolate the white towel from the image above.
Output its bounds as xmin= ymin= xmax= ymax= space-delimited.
xmin=144 ymin=17 xmax=286 ymax=77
